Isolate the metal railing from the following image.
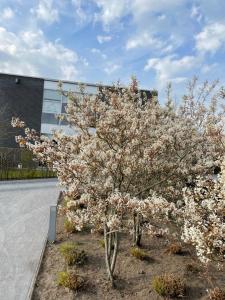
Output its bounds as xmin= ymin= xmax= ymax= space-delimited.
xmin=0 ymin=147 xmax=55 ymax=180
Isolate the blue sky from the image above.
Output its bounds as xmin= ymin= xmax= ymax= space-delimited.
xmin=0 ymin=0 xmax=225 ymax=98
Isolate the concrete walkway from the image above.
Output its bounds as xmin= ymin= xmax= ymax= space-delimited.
xmin=0 ymin=179 xmax=60 ymax=300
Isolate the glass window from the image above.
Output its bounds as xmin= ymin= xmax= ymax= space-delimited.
xmin=85 ymin=85 xmax=97 ymax=94
xmin=62 ymin=103 xmax=67 ymax=113
xmin=62 ymin=92 xmax=85 ymax=103
xmin=41 ymin=123 xmax=60 ymax=134
xmin=44 ymin=89 xmax=61 ymax=101
xmin=60 ymin=118 xmax=69 ymax=126
xmin=44 ymin=80 xmax=58 ymax=90
xmin=42 ymin=100 xmax=62 ymax=114
xmin=62 ymin=82 xmax=78 ymax=92
xmin=62 ymin=94 xmax=68 ymax=103
xmin=41 ymin=113 xmax=59 ymax=125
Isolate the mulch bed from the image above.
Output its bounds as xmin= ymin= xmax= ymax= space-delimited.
xmin=32 ymin=213 xmax=224 ymax=300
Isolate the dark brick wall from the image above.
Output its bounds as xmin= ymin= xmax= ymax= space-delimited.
xmin=0 ymin=74 xmax=44 ymax=148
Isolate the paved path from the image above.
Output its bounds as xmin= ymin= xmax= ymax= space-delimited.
xmin=0 ymin=179 xmax=60 ymax=300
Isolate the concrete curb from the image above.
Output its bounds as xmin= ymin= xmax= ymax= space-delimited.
xmin=27 ymin=237 xmax=48 ymax=300
xmin=27 ymin=191 xmax=63 ymax=300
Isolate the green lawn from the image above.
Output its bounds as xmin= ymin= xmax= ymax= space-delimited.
xmin=0 ymin=168 xmax=56 ymax=180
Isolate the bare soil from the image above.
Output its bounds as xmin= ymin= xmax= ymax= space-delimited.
xmin=32 ymin=214 xmax=224 ymax=300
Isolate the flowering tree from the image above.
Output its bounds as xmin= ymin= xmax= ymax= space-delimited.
xmin=181 ymin=171 xmax=225 ymax=266
xmin=12 ymin=77 xmax=225 ymax=283
xmin=60 ymin=192 xmax=175 ymax=283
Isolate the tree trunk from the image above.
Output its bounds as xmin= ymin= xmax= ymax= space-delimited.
xmin=133 ymin=213 xmax=142 ymax=247
xmin=104 ymin=222 xmax=119 ymax=287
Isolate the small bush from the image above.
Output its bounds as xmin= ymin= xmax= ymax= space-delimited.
xmin=99 ymin=239 xmax=105 ymax=248
xmin=207 ymin=287 xmax=225 ymax=300
xmin=185 ymin=262 xmax=200 ymax=274
xmin=165 ymin=243 xmax=183 ymax=255
xmin=64 ymin=219 xmax=77 ymax=233
xmin=130 ymin=247 xmax=148 ymax=260
xmin=152 ymin=273 xmax=186 ymax=298
xmin=57 ymin=271 xmax=84 ymax=291
xmin=59 ymin=242 xmax=87 ymax=266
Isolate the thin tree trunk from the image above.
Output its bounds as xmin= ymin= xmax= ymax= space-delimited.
xmin=104 ymin=223 xmax=114 ymax=284
xmin=133 ymin=213 xmax=142 ymax=247
xmin=104 ymin=223 xmax=119 ymax=287
xmin=111 ymin=232 xmax=119 ymax=274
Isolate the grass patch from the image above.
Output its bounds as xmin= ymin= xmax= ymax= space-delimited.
xmin=57 ymin=271 xmax=84 ymax=291
xmin=0 ymin=168 xmax=56 ymax=180
xmin=99 ymin=239 xmax=105 ymax=248
xmin=152 ymin=273 xmax=186 ymax=298
xmin=59 ymin=242 xmax=87 ymax=266
xmin=165 ymin=243 xmax=183 ymax=255
xmin=64 ymin=219 xmax=77 ymax=234
xmin=207 ymin=287 xmax=225 ymax=300
xmin=130 ymin=247 xmax=149 ymax=260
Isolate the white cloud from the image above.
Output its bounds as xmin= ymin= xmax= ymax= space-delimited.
xmin=195 ymin=22 xmax=225 ymax=54
xmin=80 ymin=57 xmax=89 ymax=67
xmin=0 ymin=26 xmax=79 ymax=80
xmin=126 ymin=32 xmax=164 ymax=50
xmin=144 ymin=55 xmax=199 ymax=84
xmin=158 ymin=14 xmax=166 ymax=21
xmin=32 ymin=0 xmax=59 ymax=24
xmin=201 ymin=63 xmax=218 ymax=74
xmin=91 ymin=48 xmax=107 ymax=59
xmin=190 ymin=5 xmax=203 ymax=23
xmin=131 ymin=0 xmax=182 ymax=17
xmin=104 ymin=63 xmax=120 ymax=74
xmin=72 ymin=0 xmax=88 ymax=23
xmin=1 ymin=7 xmax=14 ymax=20
xmin=126 ymin=31 xmax=180 ymax=54
xmin=93 ymin=0 xmax=182 ymax=26
xmin=97 ymin=35 xmax=112 ymax=44
xmin=94 ymin=0 xmax=129 ymax=26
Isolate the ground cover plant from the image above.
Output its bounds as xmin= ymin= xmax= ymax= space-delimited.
xmin=13 ymin=77 xmax=225 ymax=293
xmin=152 ymin=273 xmax=186 ymax=298
xmin=59 ymin=242 xmax=87 ymax=266
xmin=57 ymin=270 xmax=84 ymax=291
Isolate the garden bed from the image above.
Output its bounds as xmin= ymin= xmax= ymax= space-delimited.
xmin=32 ymin=212 xmax=224 ymax=300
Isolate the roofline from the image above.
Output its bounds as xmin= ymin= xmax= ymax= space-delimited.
xmin=0 ymin=72 xmax=153 ymax=92
xmin=0 ymin=72 xmax=43 ymax=81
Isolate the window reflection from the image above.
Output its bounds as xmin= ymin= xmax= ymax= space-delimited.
xmin=42 ymin=100 xmax=61 ymax=114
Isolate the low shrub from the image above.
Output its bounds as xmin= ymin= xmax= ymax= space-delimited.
xmin=99 ymin=239 xmax=105 ymax=248
xmin=64 ymin=219 xmax=77 ymax=233
xmin=207 ymin=287 xmax=225 ymax=300
xmin=59 ymin=242 xmax=87 ymax=266
xmin=57 ymin=271 xmax=84 ymax=291
xmin=130 ymin=247 xmax=148 ymax=260
xmin=152 ymin=273 xmax=186 ymax=298
xmin=165 ymin=243 xmax=183 ymax=255
xmin=185 ymin=262 xmax=201 ymax=274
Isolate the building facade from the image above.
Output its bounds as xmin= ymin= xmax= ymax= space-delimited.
xmin=0 ymin=73 xmax=153 ymax=148
xmin=0 ymin=73 xmax=44 ymax=148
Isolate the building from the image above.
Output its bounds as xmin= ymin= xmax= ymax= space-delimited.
xmin=0 ymin=73 xmax=153 ymax=148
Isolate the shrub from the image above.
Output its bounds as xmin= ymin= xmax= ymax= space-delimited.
xmin=57 ymin=271 xmax=84 ymax=291
xmin=207 ymin=287 xmax=225 ymax=300
xmin=99 ymin=239 xmax=105 ymax=248
xmin=64 ymin=218 xmax=77 ymax=233
xmin=130 ymin=247 xmax=148 ymax=260
xmin=59 ymin=242 xmax=87 ymax=266
xmin=185 ymin=262 xmax=200 ymax=274
xmin=152 ymin=273 xmax=186 ymax=298
xmin=165 ymin=243 xmax=183 ymax=255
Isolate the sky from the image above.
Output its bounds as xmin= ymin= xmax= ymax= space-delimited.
xmin=0 ymin=0 xmax=225 ymax=99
